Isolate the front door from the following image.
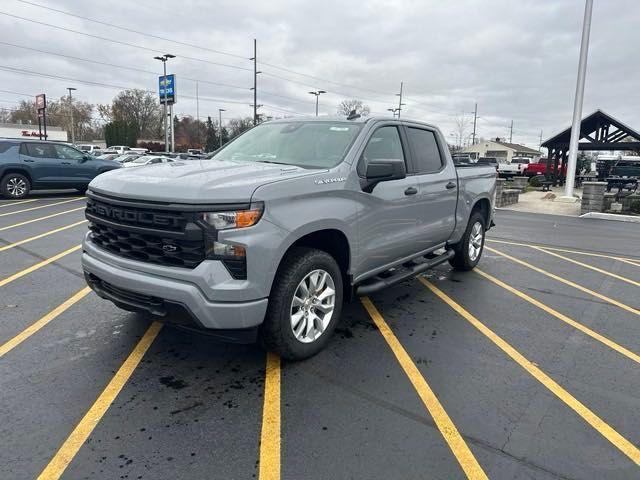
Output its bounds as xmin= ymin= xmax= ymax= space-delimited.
xmin=52 ymin=144 xmax=93 ymax=183
xmin=355 ymin=124 xmax=426 ymax=277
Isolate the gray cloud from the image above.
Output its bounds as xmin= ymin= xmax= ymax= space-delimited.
xmin=0 ymin=0 xmax=638 ymax=148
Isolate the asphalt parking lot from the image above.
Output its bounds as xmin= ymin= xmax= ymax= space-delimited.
xmin=1 ymin=191 xmax=639 ymax=480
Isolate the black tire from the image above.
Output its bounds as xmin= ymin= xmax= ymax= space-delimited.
xmin=449 ymin=211 xmax=485 ymax=271
xmin=1 ymin=173 xmax=30 ymax=199
xmin=260 ymin=247 xmax=343 ymax=361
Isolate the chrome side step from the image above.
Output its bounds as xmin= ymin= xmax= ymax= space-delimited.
xmin=355 ymin=249 xmax=454 ymax=296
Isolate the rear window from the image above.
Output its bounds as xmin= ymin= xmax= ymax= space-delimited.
xmin=406 ymin=127 xmax=443 ymax=173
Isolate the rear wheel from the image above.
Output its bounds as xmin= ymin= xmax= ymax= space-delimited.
xmin=260 ymin=247 xmax=343 ymax=360
xmin=1 ymin=173 xmax=30 ymax=199
xmin=449 ymin=211 xmax=485 ymax=271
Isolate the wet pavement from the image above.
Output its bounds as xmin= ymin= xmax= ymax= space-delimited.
xmin=1 ymin=191 xmax=639 ymax=479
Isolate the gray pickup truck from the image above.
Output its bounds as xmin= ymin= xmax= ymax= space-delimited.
xmin=82 ymin=116 xmax=496 ymax=359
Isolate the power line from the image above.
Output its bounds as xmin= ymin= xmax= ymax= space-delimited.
xmin=0 ymin=40 xmax=250 ymax=91
xmin=14 ymin=0 xmax=402 ymax=100
xmin=15 ymin=0 xmax=248 ymax=61
xmin=0 ymin=11 xmax=252 ymax=72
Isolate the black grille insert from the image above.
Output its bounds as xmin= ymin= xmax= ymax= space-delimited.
xmin=86 ymin=197 xmax=206 ymax=269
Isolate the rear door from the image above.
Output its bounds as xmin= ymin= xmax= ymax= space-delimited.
xmin=404 ymin=126 xmax=457 ymax=246
xmin=355 ymin=124 xmax=424 ymax=276
xmin=20 ymin=142 xmax=63 ymax=184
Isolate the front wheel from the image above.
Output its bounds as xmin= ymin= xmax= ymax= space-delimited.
xmin=449 ymin=211 xmax=485 ymax=271
xmin=260 ymin=247 xmax=343 ymax=361
xmin=1 ymin=173 xmax=30 ymax=199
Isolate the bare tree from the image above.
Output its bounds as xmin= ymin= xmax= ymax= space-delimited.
xmin=337 ymin=99 xmax=370 ymax=117
xmin=454 ymin=115 xmax=471 ymax=147
xmin=99 ymin=89 xmax=162 ymax=139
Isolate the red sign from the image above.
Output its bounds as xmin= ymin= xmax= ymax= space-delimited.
xmin=22 ymin=130 xmax=47 ymax=138
xmin=35 ymin=94 xmax=46 ymax=110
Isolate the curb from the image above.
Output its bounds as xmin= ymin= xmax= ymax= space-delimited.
xmin=579 ymin=212 xmax=640 ymax=223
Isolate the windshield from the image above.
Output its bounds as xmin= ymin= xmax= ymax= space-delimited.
xmin=132 ymin=157 xmax=153 ymax=163
xmin=214 ymin=121 xmax=362 ymax=168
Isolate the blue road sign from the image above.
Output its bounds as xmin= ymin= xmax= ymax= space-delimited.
xmin=159 ymin=74 xmax=176 ymax=104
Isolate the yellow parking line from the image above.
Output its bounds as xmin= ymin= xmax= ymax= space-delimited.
xmin=0 ymin=199 xmax=39 ymax=208
xmin=475 ymin=268 xmax=640 ymax=365
xmin=0 ymin=197 xmax=84 ymax=217
xmin=259 ymin=352 xmax=281 ymax=480
xmin=0 ymin=207 xmax=85 ymax=232
xmin=532 ymin=246 xmax=640 ymax=288
xmin=419 ymin=277 xmax=640 ymax=466
xmin=0 ymin=287 xmax=91 ymax=358
xmin=485 ymin=246 xmax=640 ymax=317
xmin=361 ymin=297 xmax=488 ymax=480
xmin=37 ymin=321 xmax=162 ymax=480
xmin=0 ymin=220 xmax=88 ymax=253
xmin=487 ymin=238 xmax=640 ymax=268
xmin=0 ymin=244 xmax=82 ymax=288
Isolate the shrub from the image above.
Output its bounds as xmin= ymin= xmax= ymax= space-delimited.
xmin=528 ymin=176 xmax=543 ymax=187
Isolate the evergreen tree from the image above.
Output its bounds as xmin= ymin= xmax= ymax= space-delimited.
xmin=205 ymin=116 xmax=218 ymax=152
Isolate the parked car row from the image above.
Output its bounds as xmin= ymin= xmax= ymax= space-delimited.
xmin=0 ymin=139 xmax=207 ymax=199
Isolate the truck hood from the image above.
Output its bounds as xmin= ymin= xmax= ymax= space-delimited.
xmin=89 ymin=159 xmax=323 ymax=203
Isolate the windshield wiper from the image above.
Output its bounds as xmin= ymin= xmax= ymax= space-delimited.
xmin=255 ymin=160 xmax=288 ymax=165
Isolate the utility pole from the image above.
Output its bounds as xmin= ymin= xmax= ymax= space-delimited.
xmin=170 ymin=107 xmax=175 ymax=152
xmin=218 ymin=108 xmax=226 ymax=149
xmin=509 ymin=120 xmax=513 ymax=143
xmin=539 ymin=130 xmax=543 ymax=150
xmin=154 ymin=54 xmax=175 ymax=153
xmin=196 ymin=81 xmax=199 ymax=121
xmin=562 ymin=0 xmax=593 ymax=200
xmin=471 ymin=102 xmax=478 ymax=145
xmin=250 ymin=39 xmax=261 ymax=126
xmin=66 ymin=87 xmax=76 ymax=144
xmin=308 ymin=90 xmax=326 ymax=116
xmin=395 ymin=81 xmax=405 ymax=118
xmin=387 ymin=107 xmax=399 ymax=118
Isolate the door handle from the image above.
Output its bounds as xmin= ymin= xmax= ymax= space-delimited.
xmin=23 ymin=159 xmax=35 ymax=162
xmin=404 ymin=186 xmax=418 ymax=196
xmin=445 ymin=181 xmax=457 ymax=190
xmin=61 ymin=161 xmax=71 ymax=165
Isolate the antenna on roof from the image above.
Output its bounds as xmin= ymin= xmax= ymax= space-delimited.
xmin=346 ymin=109 xmax=361 ymax=121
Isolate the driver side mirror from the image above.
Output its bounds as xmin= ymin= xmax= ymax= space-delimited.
xmin=80 ymin=155 xmax=90 ymax=162
xmin=361 ymin=158 xmax=406 ymax=192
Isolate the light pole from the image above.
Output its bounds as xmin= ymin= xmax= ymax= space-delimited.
xmin=395 ymin=81 xmax=406 ymax=118
xmin=387 ymin=107 xmax=400 ymax=118
xmin=154 ymin=54 xmax=175 ymax=153
xmin=218 ymin=108 xmax=226 ymax=149
xmin=562 ymin=0 xmax=593 ymax=201
xmin=66 ymin=87 xmax=77 ymax=144
xmin=308 ymin=90 xmax=326 ymax=116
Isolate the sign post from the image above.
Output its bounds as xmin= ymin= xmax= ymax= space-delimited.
xmin=35 ymin=94 xmax=47 ymax=140
xmin=158 ymin=74 xmax=176 ymax=152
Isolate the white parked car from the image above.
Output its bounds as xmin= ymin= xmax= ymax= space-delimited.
xmin=77 ymin=144 xmax=102 ymax=155
xmin=109 ymin=145 xmax=132 ymax=155
xmin=122 ymin=156 xmax=175 ymax=167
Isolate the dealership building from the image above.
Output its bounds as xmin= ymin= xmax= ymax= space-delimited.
xmin=0 ymin=123 xmax=68 ymax=142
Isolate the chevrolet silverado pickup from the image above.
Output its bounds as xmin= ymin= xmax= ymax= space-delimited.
xmin=82 ymin=116 xmax=496 ymax=360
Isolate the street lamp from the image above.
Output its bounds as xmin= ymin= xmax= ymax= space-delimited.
xmin=154 ymin=54 xmax=175 ymax=152
xmin=218 ymin=108 xmax=226 ymax=149
xmin=308 ymin=90 xmax=326 ymax=116
xmin=66 ymin=87 xmax=77 ymax=144
xmin=387 ymin=107 xmax=400 ymax=118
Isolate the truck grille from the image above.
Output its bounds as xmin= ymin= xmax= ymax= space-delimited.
xmin=86 ymin=196 xmax=206 ymax=269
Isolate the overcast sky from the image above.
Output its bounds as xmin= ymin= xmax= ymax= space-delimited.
xmin=1 ymin=0 xmax=638 ymax=148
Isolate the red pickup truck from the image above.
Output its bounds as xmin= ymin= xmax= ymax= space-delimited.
xmin=524 ymin=159 xmax=566 ymax=177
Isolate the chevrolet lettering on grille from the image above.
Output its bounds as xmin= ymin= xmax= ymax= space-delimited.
xmin=90 ymin=202 xmax=182 ymax=229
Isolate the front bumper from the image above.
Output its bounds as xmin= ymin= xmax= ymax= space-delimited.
xmin=82 ymin=246 xmax=269 ymax=332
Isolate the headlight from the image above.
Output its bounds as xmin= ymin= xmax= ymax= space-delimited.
xmin=201 ymin=203 xmax=263 ymax=230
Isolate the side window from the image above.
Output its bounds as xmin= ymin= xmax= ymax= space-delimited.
xmin=53 ymin=144 xmax=85 ymax=160
xmin=148 ymin=158 xmax=162 ymax=164
xmin=25 ymin=143 xmax=57 ymax=158
xmin=407 ymin=128 xmax=443 ymax=173
xmin=0 ymin=142 xmax=16 ymax=154
xmin=358 ymin=126 xmax=405 ymax=176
